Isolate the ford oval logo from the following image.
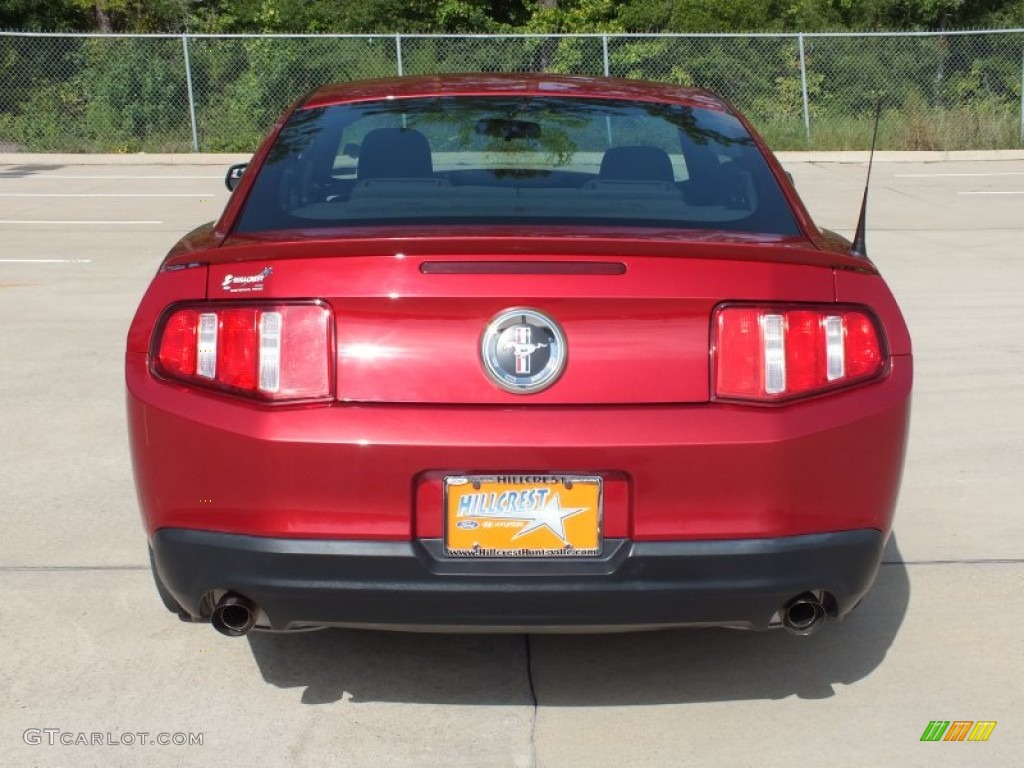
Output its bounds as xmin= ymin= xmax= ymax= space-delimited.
xmin=481 ymin=308 xmax=566 ymax=394
xmin=456 ymin=520 xmax=479 ymax=530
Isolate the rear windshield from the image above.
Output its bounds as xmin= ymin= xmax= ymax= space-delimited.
xmin=235 ymin=96 xmax=799 ymax=236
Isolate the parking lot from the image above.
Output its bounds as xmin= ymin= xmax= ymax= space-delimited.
xmin=1 ymin=152 xmax=1022 ymax=767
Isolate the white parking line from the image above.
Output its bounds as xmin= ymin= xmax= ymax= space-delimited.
xmin=896 ymin=172 xmax=1024 ymax=178
xmin=0 ymin=193 xmax=215 ymax=198
xmin=957 ymin=191 xmax=1024 ymax=195
xmin=0 ymin=174 xmax=224 ymax=179
xmin=0 ymin=220 xmax=163 ymax=224
xmin=0 ymin=259 xmax=92 ymax=263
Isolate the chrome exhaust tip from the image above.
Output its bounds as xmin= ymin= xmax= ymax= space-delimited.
xmin=781 ymin=593 xmax=827 ymax=636
xmin=211 ymin=593 xmax=258 ymax=637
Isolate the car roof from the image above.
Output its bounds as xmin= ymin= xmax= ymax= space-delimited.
xmin=301 ymin=73 xmax=732 ymax=113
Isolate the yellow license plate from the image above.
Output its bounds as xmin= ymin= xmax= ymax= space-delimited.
xmin=445 ymin=475 xmax=602 ymax=557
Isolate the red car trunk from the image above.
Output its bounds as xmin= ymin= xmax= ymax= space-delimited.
xmin=196 ymin=234 xmax=841 ymax=405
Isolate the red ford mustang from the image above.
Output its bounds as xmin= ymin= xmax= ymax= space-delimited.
xmin=127 ymin=74 xmax=911 ymax=637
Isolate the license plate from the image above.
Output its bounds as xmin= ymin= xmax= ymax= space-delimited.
xmin=444 ymin=474 xmax=602 ymax=557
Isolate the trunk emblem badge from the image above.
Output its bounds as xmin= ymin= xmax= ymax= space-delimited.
xmin=481 ymin=308 xmax=566 ymax=394
xmin=221 ymin=266 xmax=273 ymax=293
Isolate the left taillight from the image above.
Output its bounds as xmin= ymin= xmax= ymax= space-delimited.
xmin=713 ymin=304 xmax=887 ymax=403
xmin=152 ymin=303 xmax=332 ymax=402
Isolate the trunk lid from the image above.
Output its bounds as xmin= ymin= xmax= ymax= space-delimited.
xmin=200 ymin=233 xmax=837 ymax=405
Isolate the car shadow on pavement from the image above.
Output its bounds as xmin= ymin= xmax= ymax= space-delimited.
xmin=247 ymin=534 xmax=909 ymax=705
xmin=0 ymin=164 xmax=64 ymax=177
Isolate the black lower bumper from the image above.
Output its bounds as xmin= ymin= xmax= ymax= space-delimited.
xmin=151 ymin=528 xmax=885 ymax=632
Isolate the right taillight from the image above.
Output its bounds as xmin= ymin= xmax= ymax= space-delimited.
xmin=153 ymin=302 xmax=332 ymax=402
xmin=713 ymin=305 xmax=887 ymax=402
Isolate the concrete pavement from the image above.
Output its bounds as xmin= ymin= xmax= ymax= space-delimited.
xmin=0 ymin=155 xmax=1021 ymax=767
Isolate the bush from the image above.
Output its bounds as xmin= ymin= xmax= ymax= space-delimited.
xmin=1 ymin=32 xmax=1021 ymax=153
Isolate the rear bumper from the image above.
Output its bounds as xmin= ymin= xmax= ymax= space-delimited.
xmin=127 ymin=359 xmax=912 ymax=542
xmin=152 ymin=527 xmax=885 ymax=632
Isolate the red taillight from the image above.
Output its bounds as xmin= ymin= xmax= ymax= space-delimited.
xmin=153 ymin=303 xmax=332 ymax=402
xmin=217 ymin=308 xmax=259 ymax=390
xmin=713 ymin=305 xmax=886 ymax=402
xmin=156 ymin=308 xmax=197 ymax=378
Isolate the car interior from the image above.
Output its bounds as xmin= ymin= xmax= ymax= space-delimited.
xmin=235 ymin=101 xmax=799 ymax=236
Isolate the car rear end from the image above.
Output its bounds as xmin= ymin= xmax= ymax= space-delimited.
xmin=126 ymin=76 xmax=911 ymax=635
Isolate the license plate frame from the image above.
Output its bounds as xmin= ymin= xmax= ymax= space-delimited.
xmin=444 ymin=474 xmax=603 ymax=558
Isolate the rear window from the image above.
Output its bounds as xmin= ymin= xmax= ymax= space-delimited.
xmin=235 ymin=96 xmax=799 ymax=236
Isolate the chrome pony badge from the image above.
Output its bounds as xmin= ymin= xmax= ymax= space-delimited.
xmin=481 ymin=308 xmax=566 ymax=394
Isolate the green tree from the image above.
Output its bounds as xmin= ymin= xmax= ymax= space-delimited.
xmin=617 ymin=0 xmax=784 ymax=32
xmin=614 ymin=0 xmax=1024 ymax=32
xmin=0 ymin=0 xmax=90 ymax=30
xmin=524 ymin=0 xmax=622 ymax=32
xmin=5 ymin=0 xmax=1024 ymax=33
xmin=196 ymin=0 xmax=529 ymax=33
xmin=65 ymin=1 xmax=201 ymax=32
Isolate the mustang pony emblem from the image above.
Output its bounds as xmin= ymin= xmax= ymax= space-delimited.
xmin=501 ymin=325 xmax=548 ymax=374
xmin=481 ymin=308 xmax=566 ymax=393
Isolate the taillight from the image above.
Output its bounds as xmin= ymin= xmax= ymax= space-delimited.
xmin=153 ymin=303 xmax=332 ymax=402
xmin=713 ymin=305 xmax=886 ymax=402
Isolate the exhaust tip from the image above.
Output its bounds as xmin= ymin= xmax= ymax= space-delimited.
xmin=782 ymin=593 xmax=827 ymax=636
xmin=211 ymin=593 xmax=258 ymax=637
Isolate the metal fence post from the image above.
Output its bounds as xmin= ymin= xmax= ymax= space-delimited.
xmin=10 ymin=28 xmax=1024 ymax=153
xmin=181 ymin=34 xmax=200 ymax=152
xmin=798 ymin=33 xmax=811 ymax=143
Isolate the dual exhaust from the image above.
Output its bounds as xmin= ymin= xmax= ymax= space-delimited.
xmin=781 ymin=592 xmax=827 ymax=636
xmin=210 ymin=591 xmax=828 ymax=637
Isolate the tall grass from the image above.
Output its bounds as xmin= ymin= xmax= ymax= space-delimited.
xmin=758 ymin=105 xmax=1023 ymax=151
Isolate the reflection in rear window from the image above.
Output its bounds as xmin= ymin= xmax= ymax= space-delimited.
xmin=235 ymin=96 xmax=799 ymax=236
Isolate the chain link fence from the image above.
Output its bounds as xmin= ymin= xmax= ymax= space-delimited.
xmin=2 ymin=30 xmax=1023 ymax=153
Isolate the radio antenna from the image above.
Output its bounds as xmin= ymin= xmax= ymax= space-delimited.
xmin=850 ymin=99 xmax=883 ymax=259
